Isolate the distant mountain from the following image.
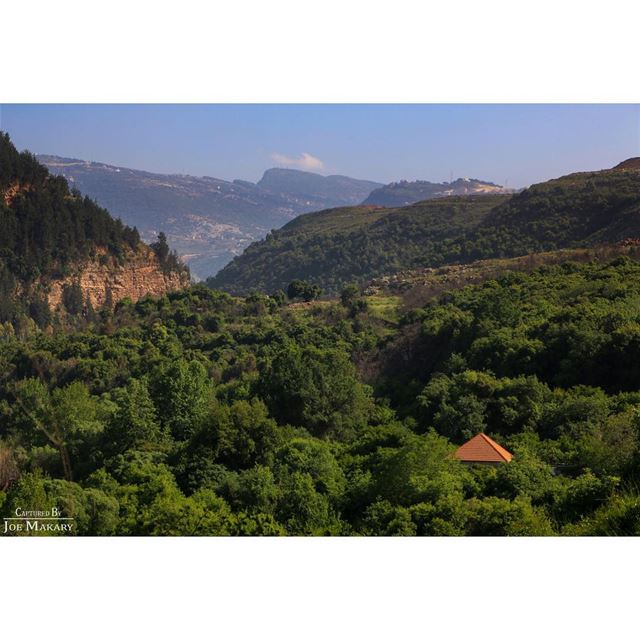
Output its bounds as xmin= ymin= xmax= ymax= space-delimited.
xmin=258 ymin=168 xmax=382 ymax=205
xmin=209 ymin=160 xmax=640 ymax=295
xmin=363 ymin=177 xmax=512 ymax=207
xmin=38 ymin=157 xmax=382 ymax=280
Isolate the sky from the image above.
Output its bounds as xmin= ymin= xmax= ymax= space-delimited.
xmin=1 ymin=104 xmax=638 ymax=188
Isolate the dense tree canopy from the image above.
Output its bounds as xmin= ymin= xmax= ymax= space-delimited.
xmin=0 ymin=132 xmax=141 ymax=283
xmin=3 ymin=256 xmax=640 ymax=535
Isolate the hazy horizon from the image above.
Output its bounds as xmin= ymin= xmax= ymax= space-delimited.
xmin=1 ymin=104 xmax=638 ymax=188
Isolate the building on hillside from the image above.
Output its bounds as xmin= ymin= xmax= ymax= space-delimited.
xmin=454 ymin=433 xmax=513 ymax=466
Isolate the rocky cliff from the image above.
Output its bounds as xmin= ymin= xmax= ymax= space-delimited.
xmin=44 ymin=245 xmax=190 ymax=311
xmin=1 ymin=132 xmax=191 ymax=325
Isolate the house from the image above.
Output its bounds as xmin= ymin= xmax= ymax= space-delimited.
xmin=454 ymin=433 xmax=513 ymax=466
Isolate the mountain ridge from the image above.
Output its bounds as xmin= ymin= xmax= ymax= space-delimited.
xmin=258 ymin=167 xmax=382 ymax=202
xmin=209 ymin=161 xmax=640 ymax=294
xmin=363 ymin=177 xmax=513 ymax=207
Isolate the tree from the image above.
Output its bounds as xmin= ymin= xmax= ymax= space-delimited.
xmin=363 ymin=500 xmax=417 ymax=536
xmin=97 ymin=452 xmax=233 ymax=535
xmin=28 ymin=297 xmax=51 ymax=327
xmin=552 ymin=471 xmax=618 ymax=525
xmin=151 ymin=359 xmax=212 ymax=440
xmin=194 ymin=398 xmax=282 ymax=469
xmin=259 ymin=344 xmax=372 ymax=440
xmin=276 ymin=472 xmax=341 ymax=535
xmin=565 ymin=491 xmax=640 ymax=536
xmin=62 ymin=282 xmax=84 ymax=315
xmin=340 ymin=284 xmax=360 ymax=307
xmin=302 ymin=283 xmax=322 ymax=302
xmin=219 ymin=465 xmax=280 ymax=515
xmin=43 ymin=479 xmax=120 ymax=535
xmin=106 ymin=378 xmax=164 ymax=452
xmin=274 ymin=438 xmax=346 ymax=503
xmin=151 ymin=232 xmax=170 ymax=264
xmin=577 ymin=410 xmax=639 ymax=475
xmin=340 ymin=284 xmax=367 ymax=315
xmin=8 ymin=379 xmax=104 ymax=481
xmin=286 ymin=279 xmax=322 ymax=302
xmin=270 ymin=290 xmax=286 ymax=307
xmin=466 ymin=496 xmax=554 ymax=536
xmin=371 ymin=431 xmax=468 ymax=507
xmin=287 ymin=279 xmax=307 ymax=300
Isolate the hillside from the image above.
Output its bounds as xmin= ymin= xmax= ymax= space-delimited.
xmin=458 ymin=164 xmax=640 ymax=262
xmin=209 ymin=195 xmax=507 ymax=294
xmin=365 ymin=243 xmax=640 ymax=308
xmin=209 ymin=161 xmax=640 ymax=294
xmin=0 ymin=133 xmax=189 ymax=327
xmin=363 ymin=177 xmax=511 ymax=207
xmin=614 ymin=157 xmax=640 ymax=170
xmin=39 ymin=157 xmax=382 ymax=279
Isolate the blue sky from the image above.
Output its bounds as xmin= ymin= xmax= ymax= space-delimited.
xmin=1 ymin=104 xmax=638 ymax=188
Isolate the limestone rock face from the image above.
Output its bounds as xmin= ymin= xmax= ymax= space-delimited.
xmin=45 ymin=245 xmax=190 ymax=311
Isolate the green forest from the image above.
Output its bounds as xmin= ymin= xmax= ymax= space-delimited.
xmin=209 ymin=196 xmax=506 ymax=294
xmin=210 ymin=166 xmax=640 ymax=295
xmin=0 ymin=133 xmax=142 ymax=281
xmin=3 ymin=258 xmax=640 ymax=535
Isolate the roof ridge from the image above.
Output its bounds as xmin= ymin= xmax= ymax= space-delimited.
xmin=479 ymin=433 xmax=511 ymax=461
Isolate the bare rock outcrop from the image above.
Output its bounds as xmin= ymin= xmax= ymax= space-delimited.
xmin=45 ymin=245 xmax=190 ymax=311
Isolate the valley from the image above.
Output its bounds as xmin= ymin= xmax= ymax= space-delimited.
xmin=2 ymin=129 xmax=640 ymax=537
xmin=39 ymin=156 xmax=382 ymax=279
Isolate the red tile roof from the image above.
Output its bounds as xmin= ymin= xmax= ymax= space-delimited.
xmin=454 ymin=433 xmax=513 ymax=463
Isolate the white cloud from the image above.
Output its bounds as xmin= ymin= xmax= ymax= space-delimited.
xmin=270 ymin=152 xmax=324 ymax=172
